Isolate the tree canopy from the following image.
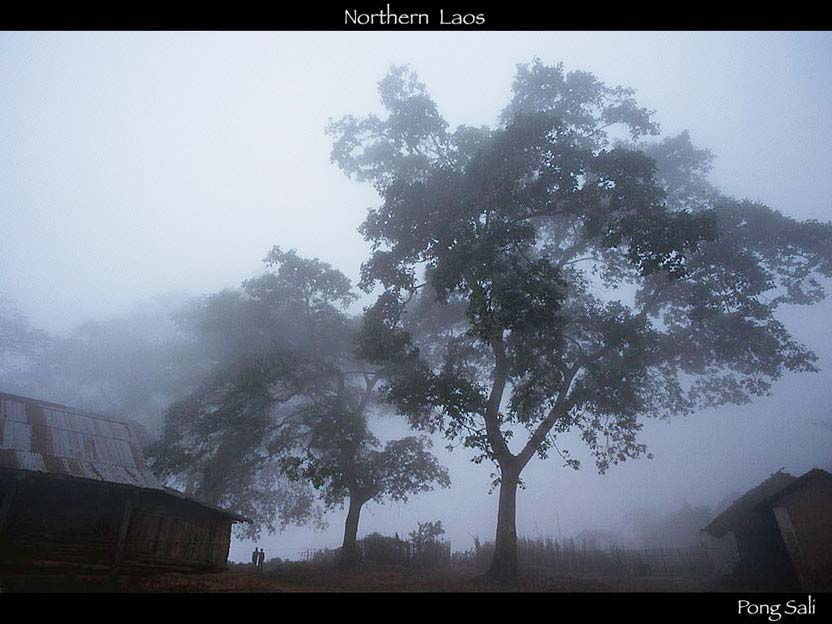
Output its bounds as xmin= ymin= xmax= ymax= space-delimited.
xmin=327 ymin=59 xmax=832 ymax=579
xmin=150 ymin=247 xmax=449 ymax=548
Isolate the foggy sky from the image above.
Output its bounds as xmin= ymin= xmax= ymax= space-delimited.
xmin=1 ymin=31 xmax=831 ymax=561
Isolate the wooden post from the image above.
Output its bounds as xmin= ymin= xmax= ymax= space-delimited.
xmin=0 ymin=482 xmax=20 ymax=534
xmin=111 ymin=498 xmax=133 ymax=573
xmin=772 ymin=506 xmax=810 ymax=590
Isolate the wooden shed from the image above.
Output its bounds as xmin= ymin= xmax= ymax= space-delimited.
xmin=703 ymin=468 xmax=832 ymax=591
xmin=0 ymin=392 xmax=246 ymax=575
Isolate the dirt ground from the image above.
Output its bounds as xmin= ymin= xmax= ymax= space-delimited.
xmin=1 ymin=563 xmax=718 ymax=592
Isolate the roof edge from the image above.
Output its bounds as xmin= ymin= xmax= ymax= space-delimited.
xmin=0 ymin=390 xmax=134 ymax=428
xmin=753 ymin=468 xmax=832 ymax=511
xmin=0 ymin=467 xmax=249 ymax=522
xmin=161 ymin=486 xmax=250 ymax=523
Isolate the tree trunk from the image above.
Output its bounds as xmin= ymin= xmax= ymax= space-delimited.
xmin=486 ymin=468 xmax=520 ymax=582
xmin=340 ymin=495 xmax=363 ymax=568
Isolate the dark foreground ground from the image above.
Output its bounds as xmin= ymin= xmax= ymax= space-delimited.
xmin=1 ymin=562 xmax=728 ymax=592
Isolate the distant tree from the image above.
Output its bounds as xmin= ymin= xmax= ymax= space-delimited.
xmin=625 ymin=501 xmax=713 ymax=548
xmin=150 ymin=248 xmax=449 ymax=556
xmin=285 ymin=407 xmax=448 ymax=566
xmin=0 ymin=294 xmax=45 ymax=370
xmin=148 ymin=347 xmax=325 ymax=534
xmin=0 ymin=294 xmax=199 ymax=430
xmin=327 ymin=60 xmax=832 ymax=580
xmin=409 ymin=520 xmax=445 ymax=548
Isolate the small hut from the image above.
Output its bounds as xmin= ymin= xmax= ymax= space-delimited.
xmin=0 ymin=392 xmax=246 ymax=575
xmin=703 ymin=468 xmax=832 ymax=591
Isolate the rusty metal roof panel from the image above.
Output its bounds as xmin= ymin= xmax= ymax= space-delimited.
xmin=2 ymin=418 xmax=30 ymax=450
xmin=1 ymin=398 xmax=27 ymax=423
xmin=0 ymin=393 xmax=162 ymax=490
xmin=11 ymin=449 xmax=48 ymax=472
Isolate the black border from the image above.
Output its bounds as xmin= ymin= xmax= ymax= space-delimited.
xmin=1 ymin=3 xmax=831 ymax=30
xmin=1 ymin=590 xmax=829 ymax=621
xmin=2 ymin=6 xmax=830 ymax=615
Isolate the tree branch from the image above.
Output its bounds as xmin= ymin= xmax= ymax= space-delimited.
xmin=483 ymin=332 xmax=514 ymax=465
xmin=516 ymin=361 xmax=582 ymax=469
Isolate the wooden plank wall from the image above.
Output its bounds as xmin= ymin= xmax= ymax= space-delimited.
xmin=0 ymin=475 xmax=233 ymax=574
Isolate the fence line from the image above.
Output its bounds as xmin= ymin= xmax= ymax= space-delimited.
xmin=303 ymin=534 xmax=452 ymax=568
xmin=294 ymin=535 xmax=734 ymax=578
xmin=453 ymin=537 xmax=734 ymax=576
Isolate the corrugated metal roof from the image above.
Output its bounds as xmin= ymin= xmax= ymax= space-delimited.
xmin=0 ymin=392 xmax=163 ymax=490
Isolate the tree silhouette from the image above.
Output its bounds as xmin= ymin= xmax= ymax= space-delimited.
xmin=328 ymin=60 xmax=832 ymax=580
xmin=150 ymin=248 xmax=449 ymax=559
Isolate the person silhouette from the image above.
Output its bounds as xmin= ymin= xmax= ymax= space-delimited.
xmin=257 ymin=548 xmax=265 ymax=571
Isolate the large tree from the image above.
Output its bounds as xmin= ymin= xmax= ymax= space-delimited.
xmin=151 ymin=247 xmax=449 ymax=555
xmin=327 ymin=60 xmax=832 ymax=580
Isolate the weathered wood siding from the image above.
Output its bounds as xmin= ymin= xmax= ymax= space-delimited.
xmin=773 ymin=477 xmax=832 ymax=590
xmin=0 ymin=473 xmax=233 ymax=574
xmin=123 ymin=505 xmax=232 ymax=570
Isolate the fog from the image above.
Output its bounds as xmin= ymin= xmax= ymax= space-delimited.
xmin=1 ymin=31 xmax=831 ymax=562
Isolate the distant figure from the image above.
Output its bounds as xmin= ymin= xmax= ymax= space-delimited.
xmin=257 ymin=548 xmax=265 ymax=571
xmin=251 ymin=547 xmax=258 ymax=569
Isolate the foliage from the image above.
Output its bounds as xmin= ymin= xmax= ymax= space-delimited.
xmin=0 ymin=294 xmax=202 ymax=430
xmin=328 ymin=59 xmax=832 ymax=480
xmin=284 ymin=414 xmax=449 ymax=510
xmin=308 ymin=524 xmax=452 ymax=569
xmin=149 ymin=247 xmax=448 ymax=538
xmin=0 ymin=294 xmax=46 ymax=366
xmin=409 ymin=520 xmax=446 ymax=555
xmin=328 ymin=59 xmax=832 ymax=576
